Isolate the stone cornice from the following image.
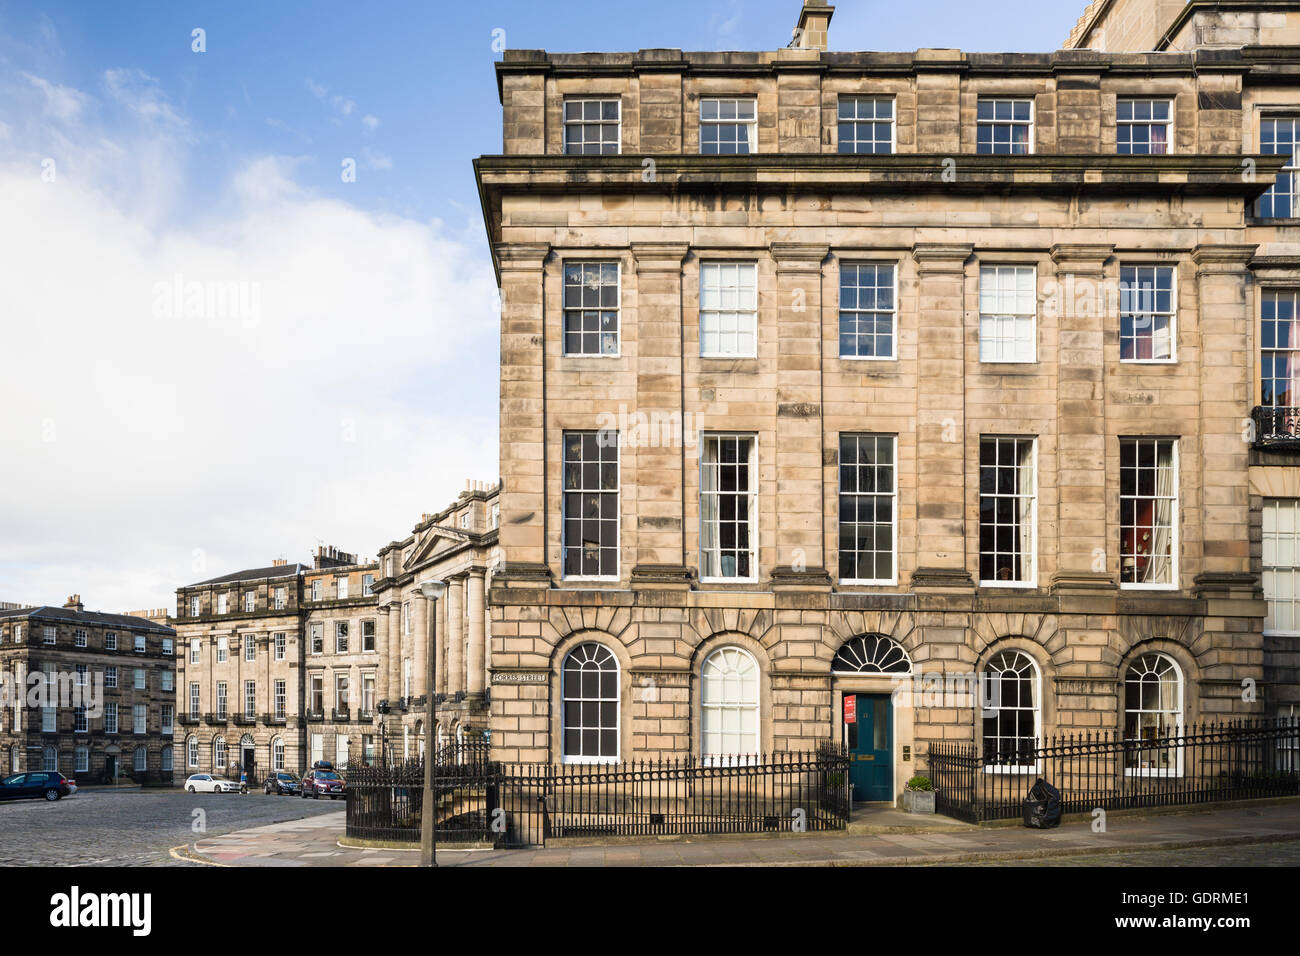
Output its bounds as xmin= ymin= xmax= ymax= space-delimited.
xmin=630 ymin=242 xmax=690 ymax=271
xmin=1050 ymin=242 xmax=1115 ymax=274
xmin=495 ymin=242 xmax=550 ymax=271
xmin=769 ymin=242 xmax=829 ymax=273
xmin=912 ymin=243 xmax=974 ymax=275
xmin=1191 ymin=243 xmax=1259 ymax=273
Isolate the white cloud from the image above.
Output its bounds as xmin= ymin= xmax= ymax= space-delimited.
xmin=360 ymin=146 xmax=392 ymax=171
xmin=0 ymin=70 xmax=501 ymax=612
xmin=362 ymin=114 xmax=380 ymax=132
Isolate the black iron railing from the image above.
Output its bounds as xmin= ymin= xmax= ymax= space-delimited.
xmin=929 ymin=718 xmax=1300 ymax=823
xmin=1252 ymin=405 xmax=1300 ymax=449
xmin=344 ymin=743 xmax=850 ymax=848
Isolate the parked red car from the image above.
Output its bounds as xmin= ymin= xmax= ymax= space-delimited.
xmin=300 ymin=762 xmax=345 ymax=800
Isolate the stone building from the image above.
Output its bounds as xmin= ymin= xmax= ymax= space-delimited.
xmin=371 ymin=481 xmax=500 ymax=763
xmin=0 ymin=596 xmax=177 ymax=782
xmin=477 ymin=0 xmax=1300 ymax=799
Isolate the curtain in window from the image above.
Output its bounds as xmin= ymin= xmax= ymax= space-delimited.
xmin=1017 ymin=442 xmax=1034 ymax=580
xmin=1145 ymin=443 xmax=1174 ymax=584
xmin=700 ymin=441 xmax=720 ymax=576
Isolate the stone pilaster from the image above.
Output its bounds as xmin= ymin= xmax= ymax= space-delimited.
xmin=411 ymin=593 xmax=428 ymax=702
xmin=386 ymin=603 xmax=401 ymax=704
xmin=446 ymin=576 xmax=465 ymax=695
xmin=374 ymin=605 xmax=390 ymax=704
xmin=466 ymin=569 xmax=487 ymax=698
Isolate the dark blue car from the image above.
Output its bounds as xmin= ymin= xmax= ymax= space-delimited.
xmin=0 ymin=771 xmax=76 ymax=802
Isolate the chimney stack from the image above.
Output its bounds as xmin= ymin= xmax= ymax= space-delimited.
xmin=63 ymin=594 xmax=84 ymax=612
xmin=793 ymin=0 xmax=833 ymax=52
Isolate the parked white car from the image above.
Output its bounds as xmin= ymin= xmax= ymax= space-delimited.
xmin=184 ymin=774 xmax=239 ymax=793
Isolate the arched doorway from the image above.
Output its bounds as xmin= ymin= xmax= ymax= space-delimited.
xmin=240 ymin=734 xmax=256 ymax=784
xmin=832 ymin=634 xmax=914 ymax=803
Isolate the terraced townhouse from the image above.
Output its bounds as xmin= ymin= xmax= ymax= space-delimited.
xmin=0 ymin=596 xmax=177 ymax=782
xmin=476 ymin=0 xmax=1300 ymax=799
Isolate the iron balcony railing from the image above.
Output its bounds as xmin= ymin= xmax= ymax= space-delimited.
xmin=1252 ymin=405 xmax=1300 ymax=449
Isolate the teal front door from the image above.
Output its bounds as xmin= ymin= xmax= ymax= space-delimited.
xmin=847 ymin=694 xmax=892 ymax=802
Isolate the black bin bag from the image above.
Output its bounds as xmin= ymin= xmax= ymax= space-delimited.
xmin=1022 ymin=777 xmax=1062 ymax=829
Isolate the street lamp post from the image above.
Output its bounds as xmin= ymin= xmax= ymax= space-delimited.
xmin=417 ymin=579 xmax=447 ymax=867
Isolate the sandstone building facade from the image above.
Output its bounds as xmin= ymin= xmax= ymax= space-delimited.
xmin=0 ymin=596 xmax=177 ymax=782
xmin=477 ymin=0 xmax=1300 ymax=800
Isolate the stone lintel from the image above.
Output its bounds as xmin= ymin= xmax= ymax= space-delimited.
xmin=909 ymin=566 xmax=976 ymax=591
xmin=629 ymin=564 xmax=695 ymax=589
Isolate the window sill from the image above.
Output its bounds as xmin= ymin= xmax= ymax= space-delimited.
xmin=838 ymin=354 xmax=897 ymax=362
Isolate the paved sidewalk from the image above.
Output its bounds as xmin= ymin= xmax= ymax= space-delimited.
xmin=185 ymin=802 xmax=1300 ymax=867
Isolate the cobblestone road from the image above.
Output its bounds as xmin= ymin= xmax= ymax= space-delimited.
xmin=0 ymin=788 xmax=340 ymax=866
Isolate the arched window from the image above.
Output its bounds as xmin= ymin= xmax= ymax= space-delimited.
xmin=981 ymin=650 xmax=1040 ymax=768
xmin=701 ymin=647 xmax=760 ymax=762
xmin=186 ymin=736 xmax=198 ymax=768
xmin=161 ymin=746 xmax=173 ymax=774
xmin=133 ymin=747 xmax=147 ymax=773
xmin=562 ymin=642 xmax=619 ymax=763
xmin=1124 ymin=652 xmax=1183 ymax=775
xmin=213 ymin=736 xmax=226 ymax=770
xmin=436 ymin=723 xmax=446 ymax=752
xmin=272 ymin=737 xmax=285 ymax=772
xmin=832 ymin=634 xmax=912 ymax=675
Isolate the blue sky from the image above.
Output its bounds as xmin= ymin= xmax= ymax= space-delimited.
xmin=0 ymin=0 xmax=1081 ymax=610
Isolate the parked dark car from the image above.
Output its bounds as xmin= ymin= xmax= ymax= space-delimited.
xmin=0 ymin=771 xmax=77 ymax=802
xmin=264 ymin=771 xmax=301 ymax=796
xmin=300 ymin=762 xmax=345 ymax=800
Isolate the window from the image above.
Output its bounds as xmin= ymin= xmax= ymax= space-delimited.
xmin=1120 ymin=265 xmax=1175 ymax=361
xmin=105 ymin=666 xmax=118 ymax=689
xmin=1258 ymin=117 xmax=1300 ymax=218
xmin=838 ymin=434 xmax=897 ymax=584
xmin=73 ymin=629 xmax=87 ymax=648
xmin=133 ymin=703 xmax=146 ymax=735
xmin=832 ymin=634 xmax=912 ymax=674
xmin=214 ymin=736 xmax=226 ymax=769
xmin=561 ymin=642 xmax=619 ymax=763
xmin=243 ymin=591 xmax=255 ymax=613
xmin=700 ymin=647 xmax=760 ymax=762
xmin=700 ymin=97 xmax=756 ymax=154
xmin=217 ymin=593 xmax=228 ymax=614
xmin=1265 ymin=499 xmax=1300 ymax=634
xmin=403 ymin=660 xmax=412 ymax=700
xmin=1117 ymin=97 xmax=1172 ymax=154
xmin=310 ymin=625 xmax=323 ymax=655
xmin=73 ymin=707 xmax=87 ymax=733
xmin=335 ymin=674 xmax=350 ymax=714
xmin=189 ymin=638 xmax=200 ymax=663
xmin=977 ymin=97 xmax=1033 ymax=154
xmin=310 ymin=580 xmax=321 ymax=601
xmin=188 ymin=683 xmax=200 ymax=719
xmin=133 ymin=668 xmax=145 ymax=690
xmin=837 ymin=95 xmax=894 ymax=154
xmin=362 ymin=574 xmax=374 ymax=596
xmin=269 ymin=632 xmax=283 ymax=661
xmin=362 ymin=620 xmax=376 ymax=652
xmin=43 ymin=746 xmax=56 ymax=772
xmin=187 ymin=735 xmax=198 ymax=768
xmin=216 ymin=681 xmax=228 ymax=720
xmin=42 ymin=706 xmax=56 ymax=733
xmin=310 ymin=734 xmax=323 ymax=766
xmin=162 ymin=638 xmax=173 ymax=655
xmin=335 ymin=621 xmax=349 ymax=654
xmin=1262 ymin=291 xmax=1300 ymax=424
xmin=13 ymin=624 xmax=21 ymax=643
xmin=402 ymin=602 xmax=411 ymax=636
xmin=979 ymin=265 xmax=1037 ymax=362
xmin=274 ymin=680 xmax=287 ymax=721
xmin=1124 ymin=653 xmax=1183 ymax=775
xmin=274 ymin=586 xmax=287 ymax=610
xmin=244 ymin=681 xmax=256 ymax=719
xmin=699 ymin=262 xmax=757 ymax=357
xmin=105 ymin=702 xmax=118 ymax=734
xmin=981 ymin=650 xmax=1040 ymax=768
xmin=244 ymin=636 xmax=255 ymax=662
xmin=335 ymin=735 xmax=349 ymax=769
xmin=362 ymin=674 xmax=375 ymax=716
xmin=105 ymin=631 xmax=117 ymax=651
xmin=75 ymin=664 xmax=88 ymax=686
xmin=310 ymin=676 xmax=324 ymax=715
xmin=563 ymin=262 xmax=619 ymax=356
xmin=216 ymin=637 xmax=228 ymax=663
xmin=75 ymin=746 xmax=89 ymax=773
xmin=161 ymin=705 xmax=173 ymax=736
xmin=133 ymin=634 xmax=145 ymax=653
xmin=43 ymin=626 xmax=55 ymax=645
xmin=161 ymin=670 xmax=174 ymax=692
xmin=272 ymin=737 xmax=285 ymax=771
xmin=562 ymin=431 xmax=619 ymax=578
xmin=1120 ymin=438 xmax=1178 ymax=587
xmin=460 ymin=513 xmax=470 ymax=529
xmin=133 ymin=747 xmax=147 ymax=773
xmin=839 ymin=262 xmax=896 ymax=359
xmin=491 ymin=503 xmax=500 ymax=528
xmin=336 ymin=576 xmax=349 ymax=600
xmin=189 ymin=596 xmax=200 ymax=617
xmin=564 ymin=97 xmax=620 ymax=155
xmin=700 ymin=434 xmax=757 ymax=581
xmin=161 ymin=746 xmax=173 ymax=773
xmin=979 ymin=437 xmax=1037 ymax=585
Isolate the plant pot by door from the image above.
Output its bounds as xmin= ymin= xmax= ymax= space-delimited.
xmin=903 ymin=789 xmax=935 ymax=813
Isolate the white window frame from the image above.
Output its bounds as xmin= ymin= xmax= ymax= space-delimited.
xmin=161 ymin=705 xmax=174 ymax=737
xmin=1257 ymin=116 xmax=1300 ymax=218
xmin=161 ymin=745 xmax=173 ymax=773
xmin=105 ymin=631 xmax=117 ymax=651
xmin=1119 ymin=437 xmax=1180 ymax=591
xmin=189 ymin=596 xmax=200 ymax=617
xmin=981 ymin=650 xmax=1043 ymax=774
xmin=216 ymin=637 xmax=228 ymax=663
xmin=1123 ymin=652 xmax=1185 ymax=778
xmin=244 ymin=680 xmax=256 ymax=720
xmin=362 ymin=620 xmax=376 ymax=652
xmin=105 ymin=702 xmax=118 ymax=734
xmin=562 ymin=261 xmax=621 ymax=357
xmin=310 ymin=624 xmax=323 ymax=655
xmin=243 ymin=591 xmax=255 ymax=613
xmin=1116 ymin=97 xmax=1173 ymax=155
xmin=217 ymin=593 xmax=228 ymax=615
xmin=979 ymin=264 xmax=1038 ymax=363
xmin=161 ymin=669 xmax=174 ymax=692
xmin=310 ymin=580 xmax=321 ymax=601
xmin=187 ymin=735 xmax=198 ymax=768
xmin=134 ymin=634 xmax=145 ymax=653
xmin=105 ymin=666 xmax=118 ymax=689
xmin=274 ymin=679 xmax=287 ymax=721
xmin=699 ymin=261 xmax=758 ymax=358
xmin=837 ymin=95 xmax=895 ymax=154
xmin=560 ymin=642 xmax=621 ymax=765
xmin=133 ymin=668 xmax=145 ymax=691
xmin=560 ymin=430 xmax=621 ymax=582
xmin=244 ymin=636 xmax=255 ymax=662
xmin=839 ymin=261 xmax=898 ymax=361
xmin=75 ymin=745 xmax=89 ymax=774
xmin=335 ymin=621 xmax=349 ymax=654
xmin=1119 ymin=264 xmax=1177 ymax=363
xmin=216 ymin=681 xmax=228 ymax=719
xmin=976 ymin=96 xmax=1035 ymax=154
xmin=132 ymin=703 xmax=146 ymax=735
xmin=336 ymin=576 xmax=349 ymax=600
xmin=43 ymin=626 xmax=55 ymax=645
xmin=699 ymin=96 xmax=757 ymax=155
xmin=977 ymin=436 xmax=1039 ymax=588
xmin=837 ymin=433 xmax=898 ymax=586
xmin=563 ymin=96 xmax=621 ymax=155
xmin=272 ymin=737 xmax=285 ymax=772
xmin=1264 ymin=498 xmax=1300 ymax=635
xmin=189 ymin=683 xmax=200 ymax=720
xmin=700 ymin=646 xmax=761 ymax=764
xmin=274 ymin=586 xmax=287 ymax=610
xmin=699 ymin=433 xmax=759 ymax=584
xmin=275 ymin=632 xmax=286 ymax=661
xmin=73 ymin=629 xmax=87 ymax=648
xmin=189 ymin=638 xmax=200 ymax=664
